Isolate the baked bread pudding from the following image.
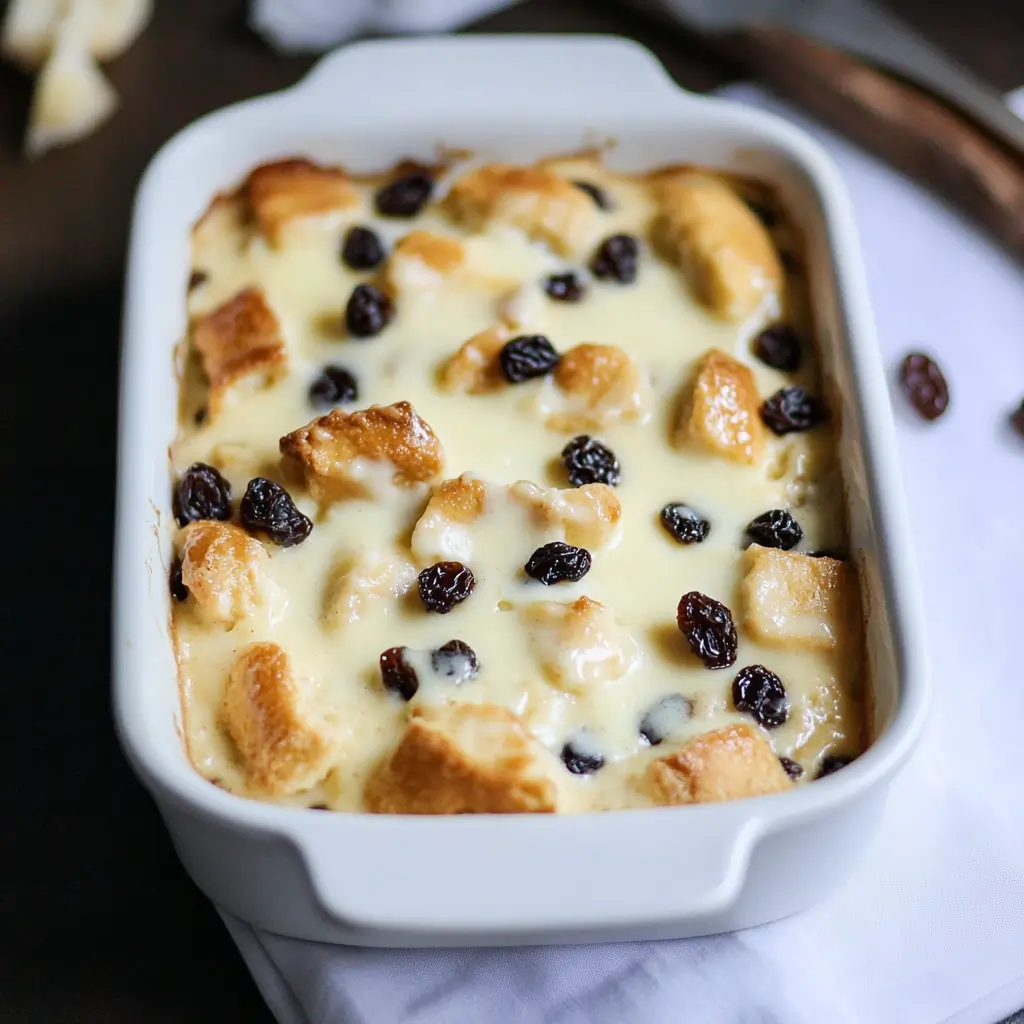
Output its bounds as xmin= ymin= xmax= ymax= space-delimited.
xmin=169 ymin=154 xmax=868 ymax=813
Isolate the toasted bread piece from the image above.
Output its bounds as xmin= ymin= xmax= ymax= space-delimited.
xmin=245 ymin=158 xmax=358 ymax=243
xmin=192 ymin=287 xmax=287 ymax=415
xmin=510 ymin=481 xmax=622 ymax=551
xmin=323 ymin=548 xmax=417 ymax=629
xmin=741 ymin=545 xmax=857 ymax=651
xmin=221 ymin=642 xmax=338 ymax=795
xmin=650 ymin=723 xmax=793 ymax=805
xmin=546 ymin=343 xmax=653 ymax=432
xmin=655 ymin=172 xmax=782 ymax=322
xmin=523 ymin=596 xmax=640 ymax=694
xmin=443 ymin=163 xmax=597 ymax=256
xmin=179 ymin=521 xmax=273 ymax=625
xmin=24 ymin=12 xmax=117 ymax=158
xmin=440 ymin=325 xmax=512 ymax=394
xmin=280 ymin=401 xmax=444 ymax=502
xmin=675 ymin=348 xmax=763 ymax=464
xmin=410 ymin=474 xmax=490 ymax=563
xmin=383 ymin=230 xmax=465 ymax=292
xmin=365 ymin=703 xmax=557 ymax=814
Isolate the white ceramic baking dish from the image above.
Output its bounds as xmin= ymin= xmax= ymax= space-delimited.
xmin=114 ymin=35 xmax=929 ymax=946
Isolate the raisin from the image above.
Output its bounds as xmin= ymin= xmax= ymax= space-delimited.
xmin=431 ymin=639 xmax=480 ymax=682
xmin=309 ymin=365 xmax=359 ymax=407
xmin=543 ymin=272 xmax=585 ymax=302
xmin=240 ymin=477 xmax=313 ymax=547
xmin=561 ymin=434 xmax=621 ymax=487
xmin=745 ymin=199 xmax=777 ymax=228
xmin=345 ymin=283 xmax=394 ymax=338
xmin=590 ymin=233 xmax=639 ymax=284
xmin=341 ymin=225 xmax=386 ymax=270
xmin=1012 ymin=400 xmax=1024 ymax=439
xmin=753 ymin=324 xmax=802 ymax=372
xmin=169 ymin=558 xmax=189 ymax=602
xmin=380 ymin=646 xmax=419 ymax=700
xmin=732 ymin=664 xmax=789 ymax=728
xmin=899 ymin=352 xmax=949 ymax=421
xmin=676 ymin=591 xmax=738 ymax=669
xmin=374 ymin=172 xmax=433 ymax=217
xmin=639 ymin=693 xmax=692 ymax=746
xmin=746 ymin=509 xmax=803 ymax=550
xmin=761 ymin=386 xmax=823 ymax=435
xmin=816 ymin=754 xmax=852 ymax=779
xmin=418 ymin=561 xmax=476 ymax=613
xmin=572 ymin=180 xmax=610 ymax=209
xmin=779 ymin=756 xmax=803 ymax=780
xmin=524 ymin=542 xmax=592 ymax=585
xmin=194 ymin=406 xmax=207 ymax=425
xmin=660 ymin=503 xmax=710 ymax=545
xmin=188 ymin=270 xmax=208 ymax=291
xmin=309 ymin=803 xmax=331 ymax=811
xmin=173 ymin=463 xmax=232 ymax=527
xmin=499 ymin=334 xmax=560 ymax=382
xmin=561 ymin=740 xmax=604 ymax=775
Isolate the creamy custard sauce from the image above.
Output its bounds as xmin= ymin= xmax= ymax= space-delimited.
xmin=171 ymin=156 xmax=866 ymax=813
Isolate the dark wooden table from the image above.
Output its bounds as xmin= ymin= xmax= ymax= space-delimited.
xmin=2 ymin=1 xmax=1020 ymax=1021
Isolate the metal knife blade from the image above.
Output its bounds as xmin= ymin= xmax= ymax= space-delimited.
xmin=626 ymin=0 xmax=1024 ymax=156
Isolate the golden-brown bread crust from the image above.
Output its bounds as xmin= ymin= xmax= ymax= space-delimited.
xmin=740 ymin=545 xmax=858 ymax=651
xmin=410 ymin=474 xmax=490 ymax=563
xmin=649 ymin=723 xmax=793 ymax=804
xmin=654 ymin=172 xmax=782 ymax=322
xmin=178 ymin=521 xmax=272 ymax=625
xmin=192 ymin=287 xmax=287 ymax=415
xmin=522 ymin=596 xmax=640 ymax=693
xmin=440 ymin=324 xmax=512 ymax=394
xmin=443 ymin=162 xmax=597 ymax=256
xmin=221 ymin=642 xmax=338 ymax=795
xmin=245 ymin=158 xmax=358 ymax=243
xmin=546 ymin=343 xmax=653 ymax=431
xmin=279 ymin=401 xmax=444 ymax=502
xmin=510 ymin=481 xmax=622 ymax=550
xmin=323 ymin=549 xmax=417 ymax=629
xmin=384 ymin=230 xmax=465 ymax=293
xmin=364 ymin=703 xmax=557 ymax=814
xmin=675 ymin=348 xmax=764 ymax=464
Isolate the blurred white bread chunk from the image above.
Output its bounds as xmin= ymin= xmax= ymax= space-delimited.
xmin=1 ymin=0 xmax=63 ymax=70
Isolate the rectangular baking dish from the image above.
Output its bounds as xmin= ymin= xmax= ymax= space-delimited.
xmin=114 ymin=35 xmax=929 ymax=946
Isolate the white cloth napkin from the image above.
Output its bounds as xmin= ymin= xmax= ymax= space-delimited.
xmin=220 ymin=70 xmax=1024 ymax=1024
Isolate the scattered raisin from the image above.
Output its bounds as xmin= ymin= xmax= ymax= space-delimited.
xmin=418 ymin=561 xmax=476 ymax=613
xmin=561 ymin=740 xmax=604 ymax=775
xmin=345 ymin=283 xmax=394 ymax=338
xmin=431 ymin=639 xmax=480 ymax=682
xmin=745 ymin=199 xmax=777 ymax=228
xmin=816 ymin=754 xmax=852 ymax=779
xmin=660 ymin=503 xmax=710 ymax=545
xmin=380 ymin=646 xmax=419 ymax=700
xmin=188 ymin=270 xmax=208 ymax=291
xmin=524 ymin=542 xmax=592 ymax=585
xmin=341 ymin=225 xmax=386 ymax=270
xmin=194 ymin=406 xmax=207 ymax=425
xmin=1011 ymin=400 xmax=1024 ymax=439
xmin=572 ymin=180 xmax=609 ymax=209
xmin=639 ymin=693 xmax=693 ymax=746
xmin=543 ymin=272 xmax=585 ymax=302
xmin=780 ymin=251 xmax=803 ymax=276
xmin=590 ymin=233 xmax=639 ymax=284
xmin=761 ymin=386 xmax=823 ymax=435
xmin=561 ymin=434 xmax=621 ymax=487
xmin=240 ymin=477 xmax=313 ymax=547
xmin=309 ymin=803 xmax=331 ymax=811
xmin=169 ymin=558 xmax=189 ymax=602
xmin=746 ymin=509 xmax=803 ymax=550
xmin=732 ymin=664 xmax=789 ymax=728
xmin=899 ymin=352 xmax=949 ymax=421
xmin=676 ymin=591 xmax=738 ymax=669
xmin=499 ymin=334 xmax=560 ymax=382
xmin=309 ymin=365 xmax=359 ymax=407
xmin=753 ymin=324 xmax=802 ymax=372
xmin=374 ymin=172 xmax=433 ymax=217
xmin=779 ymin=756 xmax=803 ymax=780
xmin=173 ymin=463 xmax=232 ymax=527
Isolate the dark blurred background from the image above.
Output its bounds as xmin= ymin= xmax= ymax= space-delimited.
xmin=1 ymin=1 xmax=1020 ymax=1021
